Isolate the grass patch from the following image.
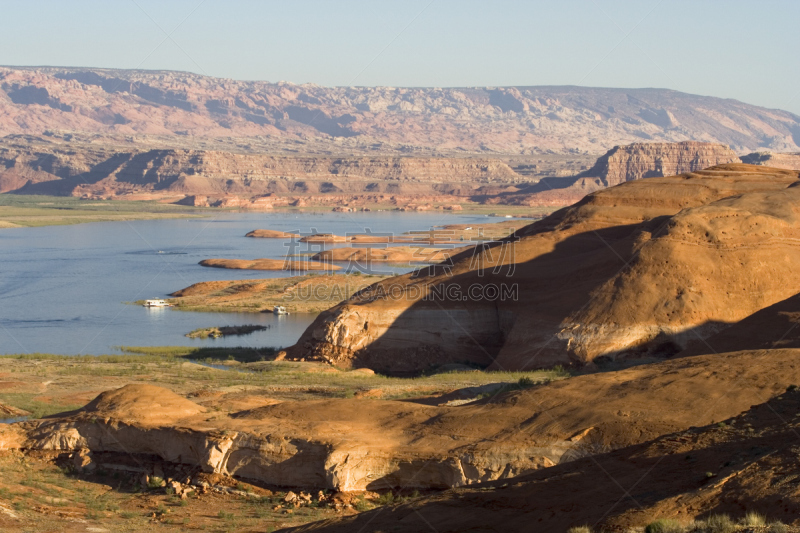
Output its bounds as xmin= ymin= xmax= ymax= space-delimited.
xmin=0 ymin=194 xmax=206 ymax=228
xmin=0 ymin=392 xmax=82 ymax=419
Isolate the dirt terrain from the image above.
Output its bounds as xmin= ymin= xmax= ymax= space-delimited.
xmin=287 ymin=164 xmax=800 ymax=373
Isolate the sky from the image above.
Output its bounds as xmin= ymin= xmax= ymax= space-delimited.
xmin=1 ymin=0 xmax=799 ymax=115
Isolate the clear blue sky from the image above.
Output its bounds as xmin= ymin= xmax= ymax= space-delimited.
xmin=2 ymin=0 xmax=799 ymax=115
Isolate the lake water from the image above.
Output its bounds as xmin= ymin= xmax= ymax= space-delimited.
xmin=0 ymin=211 xmax=500 ymax=355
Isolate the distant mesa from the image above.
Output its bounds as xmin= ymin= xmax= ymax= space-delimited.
xmin=199 ymin=258 xmax=340 ymax=271
xmin=1 ymin=67 xmax=799 ymax=153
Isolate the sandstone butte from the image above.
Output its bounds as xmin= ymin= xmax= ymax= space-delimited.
xmin=286 ymin=163 xmax=800 ymax=374
xmin=199 ymin=258 xmax=340 ymax=272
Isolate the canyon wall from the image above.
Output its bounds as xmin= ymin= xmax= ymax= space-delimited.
xmin=1 ymin=138 xmax=755 ymax=210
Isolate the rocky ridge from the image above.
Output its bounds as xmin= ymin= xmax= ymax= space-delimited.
xmin=1 ymin=67 xmax=799 ymax=154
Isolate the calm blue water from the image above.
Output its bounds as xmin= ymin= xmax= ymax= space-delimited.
xmin=0 ymin=211 xmax=496 ymax=355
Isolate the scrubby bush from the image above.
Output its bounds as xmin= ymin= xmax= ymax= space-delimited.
xmin=566 ymin=526 xmax=592 ymax=533
xmin=768 ymin=522 xmax=788 ymax=533
xmin=644 ymin=518 xmax=683 ymax=533
xmin=742 ymin=511 xmax=766 ymax=527
xmin=704 ymin=514 xmax=735 ymax=533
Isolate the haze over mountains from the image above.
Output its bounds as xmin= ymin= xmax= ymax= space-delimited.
xmin=1 ymin=66 xmax=799 ymax=155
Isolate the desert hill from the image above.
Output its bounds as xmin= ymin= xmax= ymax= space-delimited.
xmin=285 ymin=385 xmax=800 ymax=532
xmin=287 ymin=164 xmax=800 ymax=373
xmin=1 ymin=67 xmax=799 ymax=154
xmin=677 ymin=291 xmax=800 ymax=357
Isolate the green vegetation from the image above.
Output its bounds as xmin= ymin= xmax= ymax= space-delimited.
xmin=566 ymin=527 xmax=592 ymax=533
xmin=0 ymin=194 xmax=206 ymax=228
xmin=0 ymin=392 xmax=82 ymax=419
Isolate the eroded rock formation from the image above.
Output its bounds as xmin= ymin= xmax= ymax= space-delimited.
xmin=580 ymin=141 xmax=739 ymax=186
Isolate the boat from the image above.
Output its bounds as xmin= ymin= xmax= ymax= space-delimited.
xmin=143 ymin=299 xmax=171 ymax=308
xmin=273 ymin=305 xmax=289 ymax=315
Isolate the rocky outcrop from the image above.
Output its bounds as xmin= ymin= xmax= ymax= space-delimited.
xmin=1 ymin=67 xmax=799 ymax=154
xmin=740 ymin=151 xmax=800 ymax=170
xmin=289 ymin=164 xmax=800 ymax=372
xmin=580 ymin=141 xmax=739 ymax=186
xmin=287 ymin=386 xmax=800 ymax=532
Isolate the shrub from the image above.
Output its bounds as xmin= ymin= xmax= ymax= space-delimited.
xmin=742 ymin=511 xmax=766 ymax=527
xmin=566 ymin=527 xmax=592 ymax=533
xmin=644 ymin=518 xmax=682 ymax=533
xmin=704 ymin=514 xmax=735 ymax=533
xmin=768 ymin=522 xmax=788 ymax=533
xmin=518 ymin=376 xmax=535 ymax=388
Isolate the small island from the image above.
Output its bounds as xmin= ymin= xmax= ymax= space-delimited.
xmin=199 ymin=258 xmax=340 ymax=271
xmin=185 ymin=325 xmax=268 ymax=339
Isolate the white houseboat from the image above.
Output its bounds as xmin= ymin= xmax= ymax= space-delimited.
xmin=273 ymin=305 xmax=289 ymax=315
xmin=143 ymin=299 xmax=170 ymax=308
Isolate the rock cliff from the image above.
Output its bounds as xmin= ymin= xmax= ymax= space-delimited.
xmin=288 ymin=164 xmax=800 ymax=372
